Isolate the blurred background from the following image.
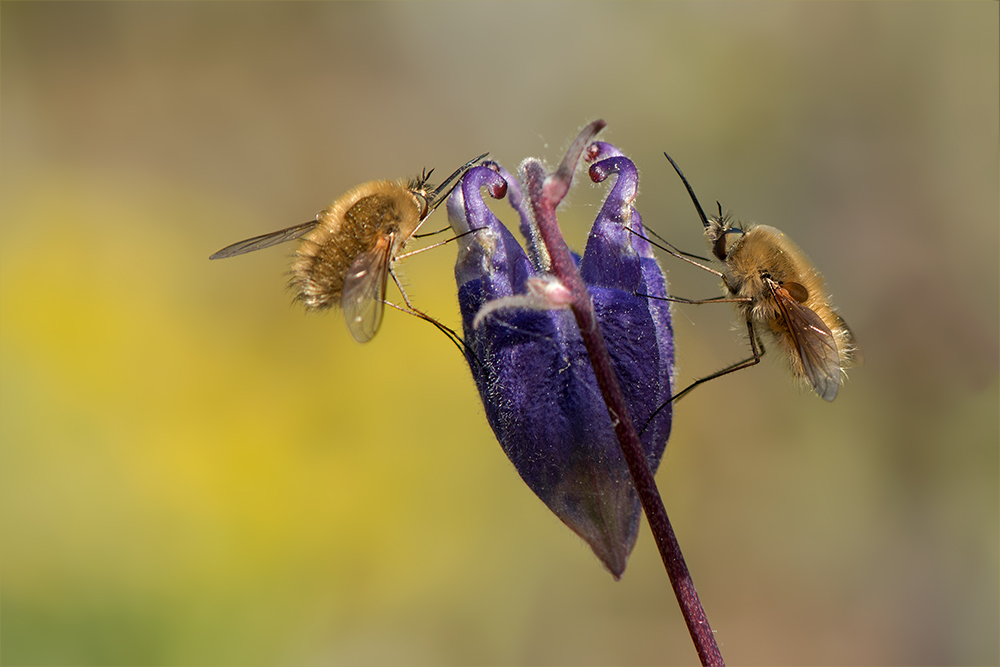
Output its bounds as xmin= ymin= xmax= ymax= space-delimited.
xmin=2 ymin=3 xmax=997 ymax=665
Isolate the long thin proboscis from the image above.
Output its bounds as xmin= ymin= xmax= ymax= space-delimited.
xmin=663 ymin=151 xmax=711 ymax=229
xmin=427 ymin=152 xmax=489 ymax=211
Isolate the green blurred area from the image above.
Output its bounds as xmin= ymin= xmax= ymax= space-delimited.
xmin=1 ymin=2 xmax=997 ymax=665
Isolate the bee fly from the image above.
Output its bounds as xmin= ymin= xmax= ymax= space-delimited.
xmin=211 ymin=153 xmax=487 ymax=343
xmin=648 ymin=152 xmax=861 ymax=404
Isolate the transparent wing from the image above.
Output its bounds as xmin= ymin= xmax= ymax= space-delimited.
xmin=341 ymin=235 xmax=393 ymax=343
xmin=771 ymin=283 xmax=842 ymax=401
xmin=209 ymin=220 xmax=319 ymax=259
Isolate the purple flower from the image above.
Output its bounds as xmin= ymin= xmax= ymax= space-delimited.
xmin=448 ymin=143 xmax=675 ymax=578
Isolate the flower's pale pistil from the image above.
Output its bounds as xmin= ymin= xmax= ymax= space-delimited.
xmin=471 ymin=275 xmax=573 ymax=329
xmin=448 ymin=144 xmax=675 ymax=578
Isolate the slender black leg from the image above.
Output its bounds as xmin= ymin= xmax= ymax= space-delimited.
xmin=640 ymin=320 xmax=765 ymax=435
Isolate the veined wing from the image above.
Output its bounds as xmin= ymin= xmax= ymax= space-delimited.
xmin=209 ymin=220 xmax=319 ymax=259
xmin=770 ymin=282 xmax=841 ymax=401
xmin=341 ymin=234 xmax=393 ymax=343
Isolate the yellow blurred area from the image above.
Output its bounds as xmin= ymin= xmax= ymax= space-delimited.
xmin=1 ymin=2 xmax=997 ymax=665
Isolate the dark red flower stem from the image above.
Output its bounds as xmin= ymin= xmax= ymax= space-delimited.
xmin=523 ymin=120 xmax=724 ymax=667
